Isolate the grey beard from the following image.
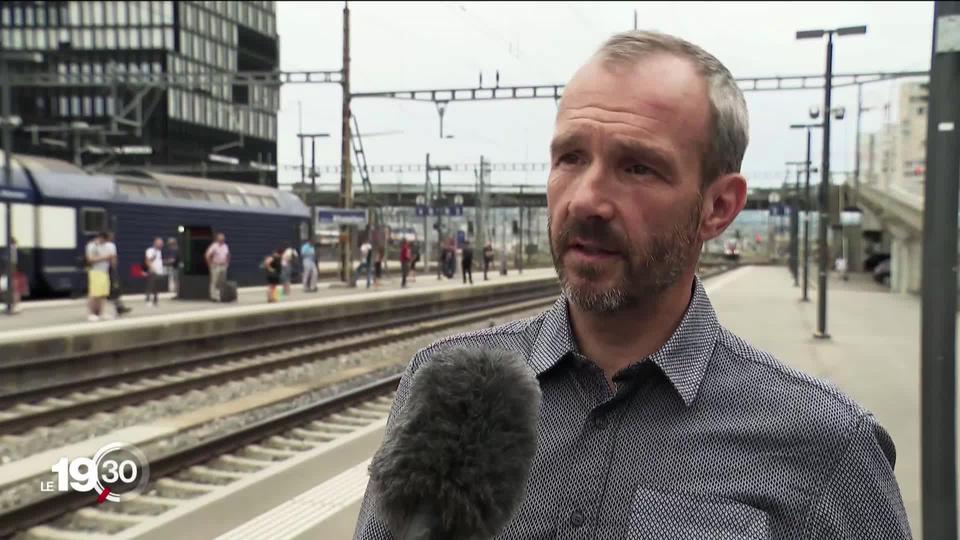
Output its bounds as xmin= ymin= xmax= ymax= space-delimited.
xmin=561 ymin=281 xmax=629 ymax=313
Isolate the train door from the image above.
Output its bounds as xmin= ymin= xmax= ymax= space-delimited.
xmin=176 ymin=225 xmax=213 ymax=299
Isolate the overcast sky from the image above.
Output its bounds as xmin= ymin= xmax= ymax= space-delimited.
xmin=275 ymin=1 xmax=934 ymax=190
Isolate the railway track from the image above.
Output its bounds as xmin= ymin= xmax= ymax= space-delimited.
xmin=5 ymin=372 xmax=402 ymax=539
xmin=0 ymin=282 xmax=558 ymax=435
xmin=0 ymin=293 xmax=559 ymax=538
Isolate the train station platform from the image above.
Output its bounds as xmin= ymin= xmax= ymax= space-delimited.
xmin=0 ymin=262 xmax=536 ymax=336
xmin=706 ymin=266 xmax=922 ymax=535
xmin=222 ymin=264 xmax=928 ymax=538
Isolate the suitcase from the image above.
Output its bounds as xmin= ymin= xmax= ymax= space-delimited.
xmin=220 ymin=280 xmax=238 ymax=303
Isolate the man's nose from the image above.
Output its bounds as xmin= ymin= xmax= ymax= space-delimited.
xmin=568 ymin=162 xmax=615 ymax=222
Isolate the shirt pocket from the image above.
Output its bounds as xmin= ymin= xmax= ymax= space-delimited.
xmin=624 ymin=485 xmax=770 ymax=540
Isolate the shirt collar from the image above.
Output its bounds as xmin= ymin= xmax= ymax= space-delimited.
xmin=527 ymin=276 xmax=720 ymax=407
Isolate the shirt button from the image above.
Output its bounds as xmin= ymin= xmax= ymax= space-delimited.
xmin=570 ymin=510 xmax=586 ymax=527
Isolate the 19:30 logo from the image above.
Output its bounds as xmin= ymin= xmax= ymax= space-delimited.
xmin=43 ymin=442 xmax=150 ymax=503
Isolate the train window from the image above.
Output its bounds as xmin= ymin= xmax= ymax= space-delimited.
xmin=225 ymin=192 xmax=246 ymax=206
xmin=168 ymin=187 xmax=192 ymax=199
xmin=116 ymin=181 xmax=144 ymax=196
xmin=81 ymin=208 xmax=107 ymax=234
xmin=208 ymin=191 xmax=229 ymax=204
xmin=259 ymin=196 xmax=279 ymax=208
xmin=189 ymin=190 xmax=209 ymax=201
xmin=140 ymin=185 xmax=164 ymax=198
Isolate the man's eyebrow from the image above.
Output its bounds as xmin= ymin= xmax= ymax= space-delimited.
xmin=610 ymin=138 xmax=675 ymax=176
xmin=549 ymin=131 xmax=585 ymax=155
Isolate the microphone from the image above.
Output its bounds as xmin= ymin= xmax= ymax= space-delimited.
xmin=367 ymin=346 xmax=542 ymax=540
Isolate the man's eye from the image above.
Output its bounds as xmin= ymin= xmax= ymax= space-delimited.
xmin=557 ymin=153 xmax=582 ymax=166
xmin=625 ymin=163 xmax=652 ymax=175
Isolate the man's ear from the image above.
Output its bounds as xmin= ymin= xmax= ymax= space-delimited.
xmin=699 ymin=173 xmax=747 ymax=242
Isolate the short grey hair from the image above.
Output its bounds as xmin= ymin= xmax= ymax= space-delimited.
xmin=595 ymin=30 xmax=749 ymax=185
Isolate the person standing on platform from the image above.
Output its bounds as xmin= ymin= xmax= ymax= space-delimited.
xmin=410 ymin=241 xmax=420 ymax=283
xmin=0 ymin=237 xmax=22 ymax=314
xmin=84 ymin=232 xmax=112 ymax=321
xmin=264 ymin=247 xmax=282 ymax=303
xmin=461 ymin=239 xmax=474 ymax=285
xmin=280 ymin=242 xmax=297 ymax=297
xmin=104 ymin=231 xmax=131 ymax=318
xmin=164 ymin=237 xmax=180 ymax=294
xmin=360 ymin=240 xmax=373 ymax=289
xmin=374 ymin=245 xmax=384 ymax=288
xmin=144 ymin=237 xmax=164 ymax=307
xmin=399 ymin=238 xmax=412 ymax=288
xmin=356 ymin=30 xmax=911 ymax=539
xmin=301 ymin=239 xmax=318 ymax=292
xmin=205 ymin=233 xmax=230 ymax=302
xmin=482 ymin=241 xmax=494 ymax=281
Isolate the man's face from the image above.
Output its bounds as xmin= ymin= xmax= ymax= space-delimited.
xmin=154 ymin=239 xmax=163 ymax=248
xmin=547 ymin=54 xmax=710 ymax=313
xmin=217 ymin=234 xmax=225 ymax=244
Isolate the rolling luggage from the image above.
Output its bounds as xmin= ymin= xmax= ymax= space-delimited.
xmin=220 ymin=280 xmax=238 ymax=303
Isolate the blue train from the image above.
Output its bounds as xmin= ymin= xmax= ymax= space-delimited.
xmin=1 ymin=154 xmax=310 ymax=298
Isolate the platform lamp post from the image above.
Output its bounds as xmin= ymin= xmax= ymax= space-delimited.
xmin=296 ymin=133 xmax=331 ymax=242
xmin=796 ymin=24 xmax=866 ymax=339
xmin=1 ymin=51 xmax=42 ymax=316
xmin=789 ymin=121 xmax=823 ymax=303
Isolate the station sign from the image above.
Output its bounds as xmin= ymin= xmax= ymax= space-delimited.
xmin=316 ymin=208 xmax=367 ymax=226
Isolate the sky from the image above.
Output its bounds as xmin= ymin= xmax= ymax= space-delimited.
xmin=275 ymin=1 xmax=934 ymax=190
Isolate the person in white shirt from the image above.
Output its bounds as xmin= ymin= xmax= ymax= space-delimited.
xmin=205 ymin=233 xmax=230 ymax=302
xmin=145 ymin=237 xmax=164 ymax=307
xmin=280 ymin=243 xmax=297 ymax=296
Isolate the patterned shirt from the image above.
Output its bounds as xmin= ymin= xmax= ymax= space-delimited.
xmin=354 ymin=277 xmax=912 ymax=539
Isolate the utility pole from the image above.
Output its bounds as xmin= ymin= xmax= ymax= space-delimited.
xmin=853 ymin=83 xmax=863 ymax=206
xmin=1 ymin=56 xmax=13 ymax=315
xmin=339 ymin=1 xmax=354 ymax=286
xmin=518 ymin=185 xmax=524 ymax=274
xmin=921 ymin=2 xmax=959 ymax=538
xmin=424 ymin=153 xmax=431 ymax=270
xmin=477 ymin=155 xmax=486 ymax=251
xmin=436 ymin=167 xmax=444 ymax=280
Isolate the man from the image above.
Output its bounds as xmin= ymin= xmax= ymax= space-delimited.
xmin=0 ymin=237 xmax=22 ymax=314
xmin=301 ymin=239 xmax=318 ymax=292
xmin=354 ymin=31 xmax=910 ymax=539
xmin=104 ymin=231 xmax=131 ymax=318
xmin=84 ymin=232 xmax=112 ymax=321
xmin=461 ymin=239 xmax=474 ymax=285
xmin=144 ymin=237 xmax=164 ymax=307
xmin=205 ymin=233 xmax=230 ymax=302
xmin=360 ymin=239 xmax=373 ymax=289
xmin=164 ymin=237 xmax=180 ymax=294
xmin=399 ymin=238 xmax=411 ymax=289
xmin=482 ymin=241 xmax=494 ymax=281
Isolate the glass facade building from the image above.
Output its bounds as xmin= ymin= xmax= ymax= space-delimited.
xmin=0 ymin=1 xmax=280 ymax=185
